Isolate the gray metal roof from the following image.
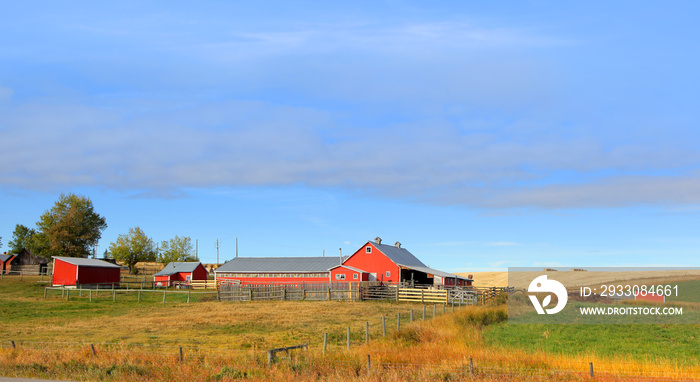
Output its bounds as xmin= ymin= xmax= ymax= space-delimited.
xmin=52 ymin=256 xmax=122 ymax=268
xmin=0 ymin=254 xmax=13 ymax=262
xmin=372 ymin=242 xmax=427 ymax=268
xmin=215 ymin=257 xmax=344 ymax=273
xmin=398 ymin=264 xmax=471 ymax=280
xmin=154 ymin=262 xmax=203 ymax=276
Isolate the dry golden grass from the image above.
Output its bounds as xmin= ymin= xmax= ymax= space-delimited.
xmin=457 ymin=271 xmax=509 ymax=287
xmin=459 ymin=270 xmax=700 ymax=289
xmin=2 ymin=278 xmax=698 ymax=381
xmin=2 ymin=304 xmax=697 ymax=381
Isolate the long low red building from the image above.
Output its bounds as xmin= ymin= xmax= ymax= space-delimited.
xmin=214 ymin=238 xmax=471 ymax=287
xmin=52 ymin=256 xmax=122 ymax=287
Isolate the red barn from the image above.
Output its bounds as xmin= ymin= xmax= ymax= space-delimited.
xmin=154 ymin=262 xmax=208 ymax=287
xmin=334 ymin=238 xmax=472 ymax=287
xmin=52 ymin=256 xmax=122 ymax=287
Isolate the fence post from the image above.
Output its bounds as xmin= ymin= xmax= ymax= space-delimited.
xmin=89 ymin=289 xmax=92 ymax=302
xmin=187 ymin=290 xmax=191 ymax=304
xmin=382 ymin=316 xmax=386 ymax=337
xmin=396 ymin=286 xmax=399 ymax=302
xmin=367 ymin=354 xmax=371 ymax=374
xmin=397 ymin=312 xmax=401 ymax=331
xmin=11 ymin=341 xmax=16 ymax=349
xmin=323 ymin=333 xmax=328 ymax=355
xmin=267 ymin=350 xmax=274 ymax=367
xmin=443 ymin=303 xmax=446 ymax=314
xmin=365 ymin=321 xmax=369 ymax=344
xmin=44 ymin=288 xmax=47 ymax=299
xmin=410 ymin=309 xmax=413 ymax=323
xmin=179 ymin=347 xmax=183 ymax=363
xmin=433 ymin=304 xmax=436 ymax=318
xmin=347 ymin=327 xmax=351 ymax=350
xmin=421 ymin=289 xmax=424 ymax=303
xmin=589 ymin=362 xmax=594 ymax=378
xmin=90 ymin=344 xmax=96 ymax=356
xmin=138 ymin=290 xmax=141 ymax=303
xmin=423 ymin=305 xmax=426 ymax=320
xmin=113 ymin=290 xmax=116 ymax=302
xmin=163 ymin=290 xmax=167 ymax=303
xmin=66 ymin=289 xmax=70 ymax=301
xmin=469 ymin=357 xmax=474 ymax=376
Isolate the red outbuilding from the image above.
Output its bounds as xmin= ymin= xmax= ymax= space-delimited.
xmin=0 ymin=253 xmax=15 ymax=274
xmin=52 ymin=256 xmax=122 ymax=287
xmin=154 ymin=262 xmax=208 ymax=287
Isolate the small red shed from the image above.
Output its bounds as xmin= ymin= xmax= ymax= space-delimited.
xmin=0 ymin=253 xmax=15 ymax=274
xmin=154 ymin=262 xmax=208 ymax=287
xmin=52 ymin=256 xmax=122 ymax=287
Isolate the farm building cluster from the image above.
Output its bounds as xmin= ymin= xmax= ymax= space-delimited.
xmin=214 ymin=238 xmax=472 ymax=287
xmin=2 ymin=237 xmax=472 ymax=289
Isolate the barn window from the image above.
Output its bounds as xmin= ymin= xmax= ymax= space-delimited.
xmin=336 ymin=274 xmax=346 ymax=280
xmin=386 ymin=271 xmax=391 ymax=278
xmin=366 ymin=246 xmax=372 ymax=253
xmin=353 ymin=274 xmax=358 ymax=280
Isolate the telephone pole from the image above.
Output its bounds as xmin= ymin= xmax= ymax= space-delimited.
xmin=215 ymin=239 xmax=220 ymax=264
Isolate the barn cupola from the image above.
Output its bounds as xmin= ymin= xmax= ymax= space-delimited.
xmin=374 ymin=237 xmax=382 ymax=244
xmin=395 ymin=241 xmax=401 ymax=248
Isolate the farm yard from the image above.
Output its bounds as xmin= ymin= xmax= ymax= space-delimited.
xmin=1 ymin=275 xmax=698 ymax=381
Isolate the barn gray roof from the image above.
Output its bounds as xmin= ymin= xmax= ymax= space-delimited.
xmin=215 ymin=257 xmax=344 ymax=273
xmin=372 ymin=242 xmax=427 ymax=268
xmin=0 ymin=254 xmax=13 ymax=262
xmin=399 ymin=265 xmax=471 ymax=280
xmin=154 ymin=262 xmax=203 ymax=276
xmin=52 ymin=256 xmax=122 ymax=268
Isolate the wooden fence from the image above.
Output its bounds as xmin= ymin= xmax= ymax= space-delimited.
xmin=219 ymin=282 xmax=361 ymax=302
xmin=189 ymin=280 xmax=219 ymax=290
xmin=398 ymin=288 xmax=448 ymax=303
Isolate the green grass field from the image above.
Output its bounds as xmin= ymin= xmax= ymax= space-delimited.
xmin=483 ymin=324 xmax=700 ymax=365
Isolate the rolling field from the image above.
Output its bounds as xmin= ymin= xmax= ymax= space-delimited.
xmin=1 ymin=276 xmax=699 ymax=381
xmin=459 ymin=270 xmax=700 ymax=289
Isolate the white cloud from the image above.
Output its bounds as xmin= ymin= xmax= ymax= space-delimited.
xmin=2 ymin=97 xmax=700 ymax=210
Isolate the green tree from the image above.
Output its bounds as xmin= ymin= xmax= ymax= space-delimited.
xmin=8 ymin=224 xmax=36 ymax=254
xmin=34 ymin=193 xmax=107 ymax=258
xmin=109 ymin=227 xmax=157 ymax=274
xmin=159 ymin=235 xmax=197 ymax=264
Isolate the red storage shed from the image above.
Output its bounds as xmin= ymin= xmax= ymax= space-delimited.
xmin=154 ymin=262 xmax=208 ymax=287
xmin=0 ymin=253 xmax=15 ymax=274
xmin=52 ymin=256 xmax=122 ymax=287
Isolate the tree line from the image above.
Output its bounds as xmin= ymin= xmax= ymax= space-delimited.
xmin=6 ymin=193 xmax=198 ymax=274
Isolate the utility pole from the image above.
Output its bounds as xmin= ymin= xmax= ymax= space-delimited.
xmin=215 ymin=239 xmax=220 ymax=264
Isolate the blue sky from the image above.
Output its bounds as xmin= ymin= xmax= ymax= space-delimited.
xmin=1 ymin=1 xmax=699 ymax=271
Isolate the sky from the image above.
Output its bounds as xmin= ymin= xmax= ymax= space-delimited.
xmin=1 ymin=1 xmax=700 ymax=271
